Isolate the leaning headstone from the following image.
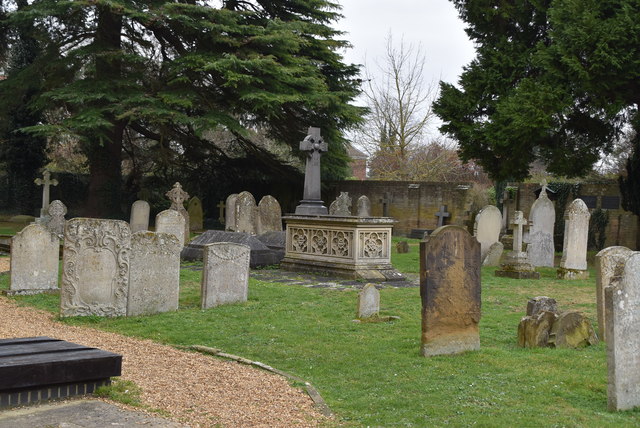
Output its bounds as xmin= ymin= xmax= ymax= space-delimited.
xmin=46 ymin=200 xmax=67 ymax=238
xmin=165 ymin=182 xmax=190 ymax=244
xmin=187 ymin=197 xmax=204 ymax=231
xmin=329 ymin=192 xmax=352 ymax=216
xmin=201 ymin=242 xmax=250 ymax=309
xmin=356 ymin=195 xmax=372 ymax=217
xmin=225 ymin=193 xmax=238 ymax=232
xmin=605 ymin=251 xmax=640 ymax=410
xmin=527 ymin=186 xmax=556 ymax=267
xmin=473 ymin=205 xmax=502 ymax=262
xmin=155 ymin=209 xmax=186 ymax=245
xmin=595 ymin=246 xmax=633 ymax=343
xmin=396 ymin=241 xmax=409 ymax=254
xmin=9 ymin=224 xmax=59 ymax=295
xmin=60 ymin=219 xmax=131 ymax=317
xmin=548 ymin=311 xmax=598 ymax=348
xmin=482 ymin=241 xmax=503 ymax=267
xmin=420 ymin=226 xmax=481 ymax=356
xmin=257 ymin=195 xmax=282 ymax=235
xmin=495 ymin=211 xmax=540 ymax=279
xmin=129 ymin=200 xmax=150 ymax=233
xmin=558 ymin=199 xmax=590 ymax=279
xmin=235 ymin=191 xmax=258 ymax=235
xmin=357 ymin=284 xmax=380 ymax=319
xmin=127 ymin=231 xmax=182 ymax=316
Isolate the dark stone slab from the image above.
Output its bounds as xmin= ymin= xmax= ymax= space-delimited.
xmin=181 ymin=230 xmax=283 ymax=267
xmin=409 ymin=229 xmax=431 ymax=239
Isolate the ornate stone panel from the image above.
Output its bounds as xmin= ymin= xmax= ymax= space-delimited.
xmin=359 ymin=231 xmax=389 ymax=259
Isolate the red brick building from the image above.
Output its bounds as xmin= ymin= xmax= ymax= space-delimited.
xmin=347 ymin=145 xmax=367 ymax=180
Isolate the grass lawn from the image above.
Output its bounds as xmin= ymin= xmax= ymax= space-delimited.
xmin=1 ymin=241 xmax=639 ymax=427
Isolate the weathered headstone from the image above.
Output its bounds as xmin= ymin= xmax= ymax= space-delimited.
xmin=46 ymin=200 xmax=67 ymax=238
xmin=201 ymin=242 xmax=250 ymax=309
xmin=357 ymin=284 xmax=380 ymax=319
xmin=482 ymin=241 xmax=503 ymax=266
xmin=527 ymin=296 xmax=557 ymax=316
xmin=495 ymin=211 xmax=540 ymax=279
xmin=60 ymin=218 xmax=131 ymax=317
xmin=558 ymin=198 xmax=590 ymax=279
xmin=34 ymin=169 xmax=58 ymax=219
xmin=127 ymin=231 xmax=181 ymax=316
xmin=518 ymin=311 xmax=557 ymax=348
xmin=165 ymin=182 xmax=190 ymax=244
xmin=225 ymin=194 xmax=238 ymax=231
xmin=420 ymin=226 xmax=481 ymax=356
xmin=356 ymin=195 xmax=372 ymax=217
xmin=329 ymin=192 xmax=352 ymax=216
xmin=435 ymin=205 xmax=450 ymax=227
xmin=9 ymin=224 xmax=59 ymax=295
xmin=473 ymin=205 xmax=502 ymax=262
xmin=396 ymin=240 xmax=409 ymax=253
xmin=605 ymin=251 xmax=640 ymax=411
xmin=257 ymin=195 xmax=282 ymax=235
xmin=548 ymin=311 xmax=598 ymax=348
xmin=187 ymin=196 xmax=204 ymax=231
xmin=129 ymin=200 xmax=150 ymax=233
xmin=595 ymin=246 xmax=633 ymax=343
xmin=527 ymin=185 xmax=556 ymax=267
xmin=235 ymin=191 xmax=258 ymax=235
xmin=155 ymin=209 xmax=186 ymax=245
xmin=295 ymin=127 xmax=329 ymax=215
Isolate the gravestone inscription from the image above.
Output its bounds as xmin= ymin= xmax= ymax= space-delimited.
xmin=201 ymin=242 xmax=250 ymax=309
xmin=9 ymin=224 xmax=59 ymax=295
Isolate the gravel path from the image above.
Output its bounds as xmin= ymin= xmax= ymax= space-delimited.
xmin=0 ymin=258 xmax=326 ymax=427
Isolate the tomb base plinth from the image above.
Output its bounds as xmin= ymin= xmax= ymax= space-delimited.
xmin=495 ymin=251 xmax=540 ymax=279
xmin=556 ymin=267 xmax=590 ymax=280
xmin=281 ymin=215 xmax=404 ymax=281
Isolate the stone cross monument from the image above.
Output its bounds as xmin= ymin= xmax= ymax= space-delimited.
xmin=165 ymin=182 xmax=190 ymax=244
xmin=512 ymin=210 xmax=528 ymax=253
xmin=34 ymin=170 xmax=58 ymax=218
xmin=295 ymin=127 xmax=328 ymax=215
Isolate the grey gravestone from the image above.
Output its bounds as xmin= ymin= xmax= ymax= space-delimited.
xmin=127 ymin=231 xmax=182 ymax=316
xmin=357 ymin=284 xmax=380 ymax=318
xmin=473 ymin=205 xmax=502 ymax=262
xmin=329 ymin=192 xmax=352 ymax=216
xmin=356 ymin=195 xmax=371 ymax=217
xmin=257 ymin=195 xmax=282 ymax=234
xmin=46 ymin=200 xmax=67 ymax=238
xmin=558 ymin=199 xmax=590 ymax=279
xmin=182 ymin=230 xmax=282 ymax=267
xmin=527 ymin=186 xmax=556 ymax=267
xmin=34 ymin=169 xmax=58 ymax=219
xmin=420 ymin=226 xmax=481 ymax=356
xmin=187 ymin=196 xmax=204 ymax=231
xmin=482 ymin=241 xmax=503 ymax=267
xmin=495 ymin=211 xmax=540 ymax=279
xmin=9 ymin=224 xmax=59 ymax=295
xmin=201 ymin=242 xmax=250 ymax=309
xmin=527 ymin=296 xmax=557 ymax=317
xmin=596 ymin=246 xmax=633 ymax=343
xmin=235 ymin=191 xmax=258 ymax=235
xmin=155 ymin=209 xmax=186 ymax=246
xmin=225 ymin=193 xmax=238 ymax=231
xmin=295 ymin=127 xmax=328 ymax=215
xmin=165 ymin=182 xmax=190 ymax=244
xmin=605 ymin=251 xmax=640 ymax=410
xmin=60 ymin=218 xmax=131 ymax=317
xmin=129 ymin=200 xmax=150 ymax=233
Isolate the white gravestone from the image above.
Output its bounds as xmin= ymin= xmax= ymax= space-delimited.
xmin=257 ymin=195 xmax=282 ymax=235
xmin=155 ymin=209 xmax=186 ymax=245
xmin=473 ymin=205 xmax=502 ymax=262
xmin=595 ymin=246 xmax=633 ymax=343
xmin=527 ymin=187 xmax=556 ymax=267
xmin=165 ymin=182 xmax=190 ymax=244
xmin=130 ymin=200 xmax=150 ymax=233
xmin=225 ymin=193 xmax=238 ymax=232
xmin=46 ymin=200 xmax=67 ymax=238
xmin=558 ymin=199 xmax=590 ymax=279
xmin=60 ymin=218 xmax=131 ymax=317
xmin=235 ymin=191 xmax=258 ymax=235
xmin=201 ymin=242 xmax=250 ymax=309
xmin=357 ymin=284 xmax=380 ymax=318
xmin=604 ymin=251 xmax=640 ymax=411
xmin=9 ymin=224 xmax=59 ymax=295
xmin=128 ymin=231 xmax=182 ymax=316
xmin=356 ymin=195 xmax=372 ymax=217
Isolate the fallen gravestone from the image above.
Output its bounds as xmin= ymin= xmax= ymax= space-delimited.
xmin=558 ymin=198 xmax=590 ymax=279
xmin=201 ymin=242 xmax=250 ymax=309
xmin=357 ymin=284 xmax=380 ymax=319
xmin=181 ymin=230 xmax=283 ymax=267
xmin=8 ymin=224 xmax=59 ymax=295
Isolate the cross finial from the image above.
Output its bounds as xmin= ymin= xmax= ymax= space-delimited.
xmin=511 ymin=210 xmax=528 ymax=252
xmin=166 ymin=182 xmax=190 ymax=210
xmin=34 ymin=169 xmax=59 ymax=217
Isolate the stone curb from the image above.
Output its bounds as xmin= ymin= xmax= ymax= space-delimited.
xmin=187 ymin=345 xmax=333 ymax=418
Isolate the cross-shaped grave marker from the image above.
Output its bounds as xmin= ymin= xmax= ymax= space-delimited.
xmin=165 ymin=182 xmax=189 ymax=211
xmin=217 ymin=201 xmax=226 ymax=224
xmin=511 ymin=210 xmax=528 ymax=253
xmin=34 ymin=170 xmax=58 ymax=217
xmin=435 ymin=205 xmax=450 ymax=227
xmin=379 ymin=192 xmax=391 ymax=217
xmin=295 ymin=127 xmax=329 ymax=215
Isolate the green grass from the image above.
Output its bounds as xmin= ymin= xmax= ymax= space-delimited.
xmin=2 ymin=254 xmax=639 ymax=427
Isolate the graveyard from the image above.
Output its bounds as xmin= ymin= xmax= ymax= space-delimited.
xmin=1 ymin=239 xmax=639 ymax=426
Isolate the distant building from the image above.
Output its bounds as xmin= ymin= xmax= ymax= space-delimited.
xmin=347 ymin=145 xmax=367 ymax=180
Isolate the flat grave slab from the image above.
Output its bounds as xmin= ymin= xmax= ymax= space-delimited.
xmin=0 ymin=336 xmax=122 ymax=409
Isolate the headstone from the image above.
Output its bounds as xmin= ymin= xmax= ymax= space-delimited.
xmin=527 ymin=185 xmax=556 ymax=267
xmin=435 ymin=205 xmax=450 ymax=227
xmin=9 ymin=224 xmax=59 ymax=295
xmin=396 ymin=241 xmax=409 ymax=253
xmin=482 ymin=241 xmax=503 ymax=266
xmin=129 ymin=200 xmax=150 ymax=233
xmin=356 ymin=195 xmax=371 ymax=217
xmin=201 ymin=242 xmax=250 ymax=309
xmin=181 ymin=230 xmax=283 ymax=267
xmin=605 ymin=251 xmax=640 ymax=410
xmin=518 ymin=311 xmax=557 ymax=348
xmin=257 ymin=195 xmax=282 ymax=235
xmin=165 ymin=182 xmax=190 ymax=244
xmin=295 ymin=127 xmax=329 ymax=215
xmin=357 ymin=284 xmax=380 ymax=318
xmin=34 ymin=169 xmax=58 ymax=218
xmin=526 ymin=296 xmax=557 ymax=316
xmin=60 ymin=218 xmax=131 ymax=317
xmin=473 ymin=205 xmax=502 ymax=261
xmin=495 ymin=211 xmax=540 ymax=279
xmin=127 ymin=231 xmax=182 ymax=316
xmin=225 ymin=194 xmax=238 ymax=231
xmin=46 ymin=200 xmax=67 ymax=238
xmin=155 ymin=209 xmax=186 ymax=245
xmin=420 ymin=226 xmax=481 ymax=356
xmin=558 ymin=198 xmax=590 ymax=279
xmin=548 ymin=311 xmax=598 ymax=348
xmin=187 ymin=196 xmax=204 ymax=231
xmin=235 ymin=191 xmax=258 ymax=235
xmin=329 ymin=192 xmax=352 ymax=216
xmin=595 ymin=246 xmax=633 ymax=342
